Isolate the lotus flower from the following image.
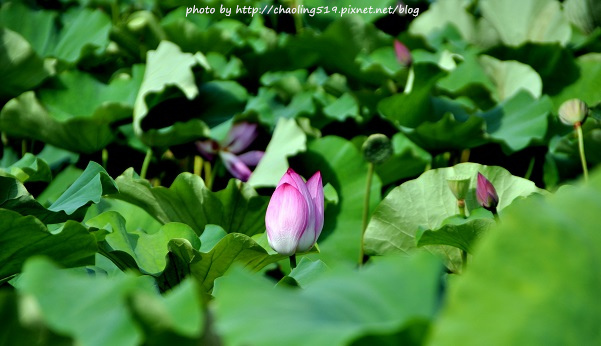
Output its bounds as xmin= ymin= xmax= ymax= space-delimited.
xmin=265 ymin=169 xmax=324 ymax=256
xmin=195 ymin=122 xmax=264 ymax=182
xmin=476 ymin=173 xmax=499 ymax=211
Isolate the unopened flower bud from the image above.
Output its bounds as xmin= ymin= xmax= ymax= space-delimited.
xmin=394 ymin=40 xmax=412 ymax=66
xmin=476 ymin=173 xmax=499 ymax=211
xmin=265 ymin=169 xmax=324 ymax=255
xmin=558 ymin=99 xmax=588 ymax=126
xmin=362 ymin=134 xmax=393 ymax=164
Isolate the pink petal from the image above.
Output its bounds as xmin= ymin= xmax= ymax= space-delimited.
xmin=277 ymin=168 xmax=317 ymax=250
xmin=476 ymin=173 xmax=498 ymax=208
xmin=305 ymin=171 xmax=324 ymax=243
xmin=237 ymin=150 xmax=264 ymax=167
xmin=394 ymin=39 xmax=412 ymax=66
xmin=265 ymin=183 xmax=309 ymax=256
xmin=223 ymin=122 xmax=258 ymax=154
xmin=195 ymin=140 xmax=219 ymax=160
xmin=220 ymin=151 xmax=252 ymax=182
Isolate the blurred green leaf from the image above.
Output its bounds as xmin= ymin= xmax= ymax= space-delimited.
xmin=288 ymin=257 xmax=329 ymax=288
xmin=479 ymin=0 xmax=571 ymax=47
xmin=0 ymin=3 xmax=111 ymax=63
xmin=378 ymin=63 xmax=446 ymax=127
xmin=18 ymin=257 xmax=203 ymax=346
xmin=38 ymin=67 xmax=144 ymax=122
xmin=364 ymin=163 xmax=545 ymax=272
xmin=0 ymin=153 xmax=51 ymax=183
xmin=478 ymin=55 xmax=543 ymax=101
xmin=429 ymin=168 xmax=601 ymax=345
xmin=213 ymin=253 xmax=441 ymax=346
xmin=0 ymin=291 xmax=73 ymax=345
xmin=374 ymin=133 xmax=432 ymax=185
xmin=0 ymin=28 xmax=52 ymax=100
xmin=551 ymin=53 xmax=601 ymax=109
xmin=0 ymin=209 xmax=96 ymax=281
xmin=323 ymin=92 xmax=360 ymax=121
xmin=0 ymin=63 xmax=144 ymax=153
xmin=479 ymin=91 xmax=552 ymax=153
xmin=410 ymin=0 xmax=476 ymax=45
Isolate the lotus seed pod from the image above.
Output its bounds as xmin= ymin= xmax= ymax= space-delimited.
xmin=362 ymin=134 xmax=393 ymax=164
xmin=558 ymin=99 xmax=588 ymax=126
xmin=447 ymin=177 xmax=470 ymax=201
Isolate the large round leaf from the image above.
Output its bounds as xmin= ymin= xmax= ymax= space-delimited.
xmin=364 ymin=163 xmax=545 ymax=271
xmin=213 ymin=253 xmax=441 ymax=346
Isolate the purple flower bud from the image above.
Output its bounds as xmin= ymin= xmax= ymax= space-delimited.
xmin=476 ymin=173 xmax=499 ymax=210
xmin=266 ymin=169 xmax=324 ymax=255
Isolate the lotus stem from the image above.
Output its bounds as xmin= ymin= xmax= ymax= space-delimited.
xmin=575 ymin=122 xmax=588 ymax=182
xmin=140 ymin=148 xmax=152 ymax=180
xmin=457 ymin=199 xmax=466 ymax=218
xmin=194 ymin=155 xmax=203 ymax=176
xmin=359 ymin=162 xmax=375 ymax=266
xmin=289 ymin=254 xmax=297 ymax=269
xmin=461 ymin=249 xmax=468 ymax=272
xmin=102 ymin=148 xmax=109 ymax=170
xmin=204 ymin=161 xmax=213 ymax=190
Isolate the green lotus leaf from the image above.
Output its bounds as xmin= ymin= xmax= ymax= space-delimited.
xmin=0 ymin=66 xmax=144 ymax=153
xmin=18 ymin=257 xmax=203 ymax=346
xmin=133 ymin=41 xmax=211 ymax=147
xmin=87 ymin=211 xmax=200 ymax=275
xmin=0 ymin=2 xmax=111 ymax=63
xmin=111 ymin=169 xmax=268 ymax=236
xmin=0 ymin=162 xmax=116 ymax=223
xmin=0 ymin=153 xmax=51 ymax=183
xmin=0 ymin=28 xmax=52 ymax=100
xmin=159 ymin=233 xmax=288 ymax=294
xmin=213 ymin=252 xmax=441 ymax=346
xmin=429 ymin=168 xmax=601 ymax=345
xmin=0 ymin=209 xmax=96 ymax=281
xmin=364 ymin=163 xmax=545 ymax=272
xmin=479 ymin=0 xmax=571 ymax=47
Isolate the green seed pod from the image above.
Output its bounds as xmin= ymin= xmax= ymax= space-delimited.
xmin=362 ymin=134 xmax=393 ymax=164
xmin=558 ymin=98 xmax=588 ymax=126
xmin=447 ymin=176 xmax=470 ymax=201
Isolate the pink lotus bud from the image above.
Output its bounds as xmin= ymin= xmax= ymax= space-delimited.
xmin=476 ymin=173 xmax=499 ymax=211
xmin=265 ymin=169 xmax=324 ymax=255
xmin=394 ymin=39 xmax=412 ymax=66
